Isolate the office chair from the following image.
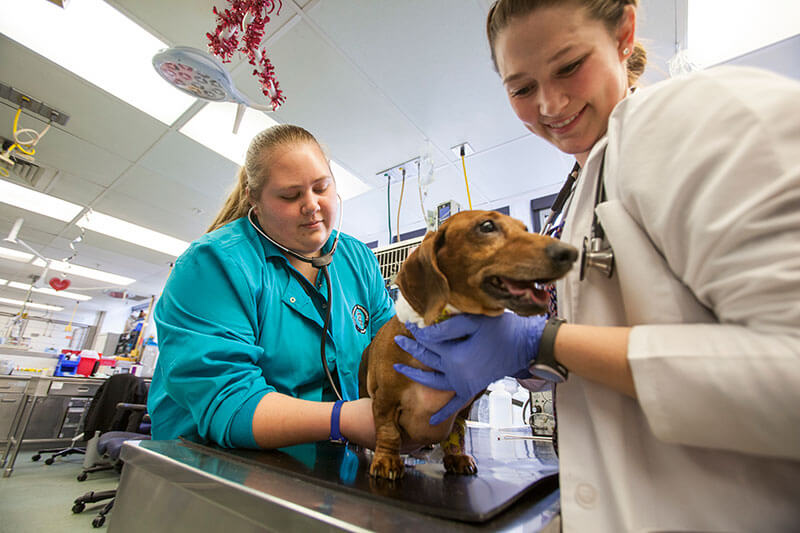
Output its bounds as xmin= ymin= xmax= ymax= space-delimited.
xmin=72 ymin=402 xmax=151 ymax=528
xmin=31 ymin=432 xmax=86 ymax=465
xmin=70 ymin=373 xmax=147 ymax=480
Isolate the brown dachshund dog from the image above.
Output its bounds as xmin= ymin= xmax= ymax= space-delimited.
xmin=359 ymin=210 xmax=577 ymax=479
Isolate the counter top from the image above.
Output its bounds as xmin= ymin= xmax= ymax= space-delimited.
xmin=0 ymin=346 xmax=60 ymax=359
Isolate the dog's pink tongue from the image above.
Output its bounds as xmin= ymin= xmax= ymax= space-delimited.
xmin=501 ymin=277 xmax=550 ymax=306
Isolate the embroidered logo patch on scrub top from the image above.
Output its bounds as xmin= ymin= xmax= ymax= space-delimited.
xmin=351 ymin=304 xmax=369 ymax=334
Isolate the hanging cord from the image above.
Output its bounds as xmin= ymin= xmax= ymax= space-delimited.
xmin=17 ymin=283 xmax=35 ymax=321
xmin=460 ymin=145 xmax=473 ymax=209
xmin=1 ymin=108 xmax=52 ymax=177
xmin=10 ymin=107 xmax=52 ymax=157
xmin=386 ymin=174 xmax=392 ymax=243
xmin=62 ymin=226 xmax=85 ymax=264
xmin=64 ymin=301 xmax=79 ymax=332
xmin=395 ymin=167 xmax=406 ymax=244
xmin=319 ymin=265 xmax=342 ymax=400
xmin=417 ymin=158 xmax=428 ymax=227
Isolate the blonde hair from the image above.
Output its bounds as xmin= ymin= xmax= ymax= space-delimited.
xmin=207 ymin=124 xmax=321 ymax=233
xmin=486 ymin=0 xmax=647 ymax=87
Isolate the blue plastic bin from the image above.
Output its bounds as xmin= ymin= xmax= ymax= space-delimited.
xmin=54 ymin=353 xmax=80 ymax=377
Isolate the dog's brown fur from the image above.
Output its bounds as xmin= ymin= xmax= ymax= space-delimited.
xmin=359 ymin=210 xmax=577 ymax=479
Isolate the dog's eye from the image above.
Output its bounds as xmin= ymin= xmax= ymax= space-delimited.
xmin=479 ymin=220 xmax=496 ymax=233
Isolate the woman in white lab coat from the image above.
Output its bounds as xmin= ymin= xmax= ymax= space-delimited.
xmin=394 ymin=1 xmax=800 ymax=531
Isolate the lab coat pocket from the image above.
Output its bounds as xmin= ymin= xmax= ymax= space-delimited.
xmin=596 ymin=201 xmax=714 ymax=326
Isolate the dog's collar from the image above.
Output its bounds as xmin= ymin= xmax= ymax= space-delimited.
xmin=394 ymin=292 xmax=460 ymax=328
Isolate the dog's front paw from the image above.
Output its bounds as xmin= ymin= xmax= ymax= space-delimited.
xmin=370 ymin=453 xmax=405 ymax=480
xmin=443 ymin=453 xmax=477 ymax=475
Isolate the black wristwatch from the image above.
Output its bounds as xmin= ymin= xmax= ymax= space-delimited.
xmin=528 ymin=317 xmax=569 ymax=383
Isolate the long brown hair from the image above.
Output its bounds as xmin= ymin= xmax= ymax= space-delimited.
xmin=486 ymin=0 xmax=647 ymax=87
xmin=206 ymin=124 xmax=321 ymax=233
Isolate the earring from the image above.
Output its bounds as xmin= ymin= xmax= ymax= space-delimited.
xmin=623 ymin=47 xmax=630 ymax=56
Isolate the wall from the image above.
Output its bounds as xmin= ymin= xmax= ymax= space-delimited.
xmin=346 ymin=172 xmax=567 ymax=248
xmin=0 ymin=302 xmax=97 ymax=353
xmin=98 ymin=301 xmax=136 ymax=336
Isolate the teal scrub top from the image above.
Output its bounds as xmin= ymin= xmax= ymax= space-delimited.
xmin=148 ymin=217 xmax=395 ymax=448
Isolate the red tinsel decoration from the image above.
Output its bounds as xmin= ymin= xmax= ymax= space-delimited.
xmin=207 ymin=0 xmax=286 ymax=110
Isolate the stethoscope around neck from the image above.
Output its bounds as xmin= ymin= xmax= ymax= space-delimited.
xmin=543 ymin=154 xmax=615 ymax=280
xmin=247 ymin=194 xmax=345 ymax=400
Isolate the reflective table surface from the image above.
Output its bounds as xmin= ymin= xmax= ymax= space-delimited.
xmin=111 ymin=425 xmax=560 ymax=532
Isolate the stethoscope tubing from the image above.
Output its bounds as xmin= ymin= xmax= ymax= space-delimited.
xmin=542 ymin=156 xmax=614 ymax=280
xmin=247 ymin=194 xmax=345 ymax=401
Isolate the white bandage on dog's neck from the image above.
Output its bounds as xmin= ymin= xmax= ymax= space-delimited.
xmin=394 ymin=292 xmax=460 ymax=328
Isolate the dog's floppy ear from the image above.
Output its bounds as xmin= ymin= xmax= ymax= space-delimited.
xmin=396 ymin=228 xmax=449 ymax=325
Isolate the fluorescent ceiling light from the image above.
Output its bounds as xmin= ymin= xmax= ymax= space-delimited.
xmin=330 ymin=161 xmax=372 ymax=201
xmin=0 ymin=296 xmax=63 ymax=312
xmin=32 ymin=258 xmax=135 ymax=286
xmin=179 ymin=102 xmax=280 ymax=164
xmin=76 ymin=211 xmax=189 ymax=257
xmin=0 ymin=180 xmax=84 ymax=222
xmin=0 ymin=0 xmax=196 ymax=125
xmin=0 ymin=278 xmax=6 ymax=285
xmin=0 ymin=246 xmax=34 ymax=263
xmin=688 ymin=0 xmax=800 ymax=67
xmin=7 ymin=281 xmax=92 ymax=302
xmin=1 ymin=179 xmax=188 ymax=257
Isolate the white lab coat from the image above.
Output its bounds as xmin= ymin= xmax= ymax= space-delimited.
xmin=533 ymin=66 xmax=800 ymax=532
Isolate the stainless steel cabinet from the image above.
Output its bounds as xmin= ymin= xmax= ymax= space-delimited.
xmin=0 ymin=378 xmax=28 ymax=440
xmin=0 ymin=377 xmax=102 ymax=443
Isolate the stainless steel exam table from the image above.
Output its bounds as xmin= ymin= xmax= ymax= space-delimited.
xmin=109 ymin=425 xmax=560 ymax=532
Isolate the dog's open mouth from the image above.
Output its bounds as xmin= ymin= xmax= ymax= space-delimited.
xmin=482 ymin=275 xmax=553 ymax=310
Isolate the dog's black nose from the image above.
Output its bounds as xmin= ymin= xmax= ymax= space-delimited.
xmin=546 ymin=242 xmax=578 ymax=268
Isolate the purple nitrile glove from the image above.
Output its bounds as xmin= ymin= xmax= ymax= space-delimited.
xmin=393 ymin=312 xmax=547 ymax=425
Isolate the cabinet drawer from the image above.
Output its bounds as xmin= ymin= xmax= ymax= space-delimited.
xmin=0 ymin=393 xmax=24 ymax=439
xmin=48 ymin=381 xmax=101 ymax=397
xmin=0 ymin=379 xmax=28 ymax=392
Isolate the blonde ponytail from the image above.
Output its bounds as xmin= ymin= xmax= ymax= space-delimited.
xmin=626 ymin=41 xmax=647 ymax=87
xmin=207 ymin=166 xmax=252 ymax=233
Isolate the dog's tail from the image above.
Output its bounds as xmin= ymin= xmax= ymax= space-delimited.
xmin=358 ymin=345 xmax=370 ymax=398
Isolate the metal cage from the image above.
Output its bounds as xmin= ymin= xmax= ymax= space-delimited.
xmin=371 ymin=236 xmax=425 ymax=296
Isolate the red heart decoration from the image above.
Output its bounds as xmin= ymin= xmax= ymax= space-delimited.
xmin=49 ymin=277 xmax=71 ymax=291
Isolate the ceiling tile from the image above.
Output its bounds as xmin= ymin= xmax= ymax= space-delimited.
xmin=110 ymin=0 xmax=297 ymax=54
xmin=44 ymin=171 xmax=107 ymax=207
xmin=307 ymin=1 xmax=531 ymax=162
xmin=137 ymin=130 xmax=240 ymax=200
xmin=0 ymin=205 xmax=69 ymax=243
xmin=234 ymin=18 xmax=430 ymax=185
xmin=0 ymin=35 xmax=169 ymax=161
xmin=91 ymin=187 xmax=208 ymax=244
xmin=112 ymin=164 xmax=222 ymax=234
xmin=0 ymin=103 xmax=131 ymax=188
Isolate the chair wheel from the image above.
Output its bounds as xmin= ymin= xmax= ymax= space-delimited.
xmin=77 ymin=472 xmax=88 ymax=481
xmin=31 ymin=454 xmax=41 ymax=462
xmin=72 ymin=502 xmax=86 ymax=514
xmin=92 ymin=515 xmax=105 ymax=528
xmin=44 ymin=457 xmax=54 ymax=465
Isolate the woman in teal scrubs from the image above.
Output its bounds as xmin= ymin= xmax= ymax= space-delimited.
xmin=148 ymin=124 xmax=395 ymax=449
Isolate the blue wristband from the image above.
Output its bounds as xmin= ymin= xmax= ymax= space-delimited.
xmin=329 ymin=400 xmax=348 ymax=444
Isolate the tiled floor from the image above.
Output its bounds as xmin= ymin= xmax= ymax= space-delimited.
xmin=0 ymin=448 xmax=119 ymax=532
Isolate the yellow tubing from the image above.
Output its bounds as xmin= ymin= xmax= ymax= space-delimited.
xmin=461 ymin=154 xmax=472 ymax=210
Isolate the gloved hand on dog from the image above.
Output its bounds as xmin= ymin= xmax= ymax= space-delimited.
xmin=393 ymin=312 xmax=548 ymax=425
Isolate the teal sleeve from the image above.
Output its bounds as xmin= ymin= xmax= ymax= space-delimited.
xmin=364 ymin=247 xmax=395 ymax=337
xmin=154 ymin=241 xmax=274 ymax=448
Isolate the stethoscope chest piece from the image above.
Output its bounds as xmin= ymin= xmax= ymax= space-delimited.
xmin=579 ymin=151 xmax=615 ymax=281
xmin=580 ymin=235 xmax=615 ymax=280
